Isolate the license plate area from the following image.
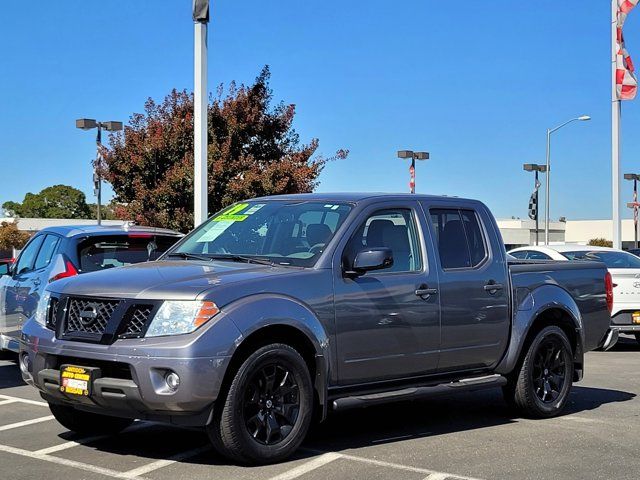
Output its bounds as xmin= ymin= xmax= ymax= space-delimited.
xmin=60 ymin=365 xmax=101 ymax=397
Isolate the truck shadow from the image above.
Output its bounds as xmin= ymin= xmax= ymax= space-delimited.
xmin=0 ymin=353 xmax=25 ymax=389
xmin=304 ymin=385 xmax=635 ymax=452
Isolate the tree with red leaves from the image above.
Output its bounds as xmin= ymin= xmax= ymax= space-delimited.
xmin=103 ymin=66 xmax=347 ymax=232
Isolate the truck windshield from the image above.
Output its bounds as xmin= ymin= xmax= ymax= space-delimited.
xmin=172 ymin=201 xmax=352 ymax=267
xmin=562 ymin=250 xmax=640 ymax=268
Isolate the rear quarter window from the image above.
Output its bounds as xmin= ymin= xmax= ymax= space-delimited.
xmin=77 ymin=234 xmax=180 ymax=273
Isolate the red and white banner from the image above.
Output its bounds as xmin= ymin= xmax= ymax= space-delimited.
xmin=616 ymin=0 xmax=639 ymax=100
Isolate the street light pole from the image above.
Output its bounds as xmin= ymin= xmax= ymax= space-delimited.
xmin=543 ymin=115 xmax=591 ymax=244
xmin=193 ymin=0 xmax=210 ymax=227
xmin=397 ymin=150 xmax=429 ymax=193
xmin=76 ymin=119 xmax=123 ymax=226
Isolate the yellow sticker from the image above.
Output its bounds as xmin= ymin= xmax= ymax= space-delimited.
xmin=213 ymin=203 xmax=250 ymax=222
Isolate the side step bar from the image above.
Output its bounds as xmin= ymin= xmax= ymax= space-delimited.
xmin=331 ymin=374 xmax=507 ymax=411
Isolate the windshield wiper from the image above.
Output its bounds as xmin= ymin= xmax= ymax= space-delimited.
xmin=165 ymin=252 xmax=213 ymax=262
xmin=207 ymin=254 xmax=274 ymax=266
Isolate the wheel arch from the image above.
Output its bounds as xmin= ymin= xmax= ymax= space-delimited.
xmin=496 ymin=284 xmax=585 ymax=381
xmin=217 ymin=294 xmax=331 ymax=421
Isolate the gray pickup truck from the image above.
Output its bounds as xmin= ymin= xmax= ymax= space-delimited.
xmin=20 ymin=193 xmax=612 ymax=464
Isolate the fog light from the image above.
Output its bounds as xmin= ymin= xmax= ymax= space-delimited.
xmin=165 ymin=372 xmax=180 ymax=391
xmin=19 ymin=353 xmax=31 ymax=374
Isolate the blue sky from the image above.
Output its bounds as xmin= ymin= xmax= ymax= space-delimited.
xmin=1 ymin=1 xmax=639 ymax=221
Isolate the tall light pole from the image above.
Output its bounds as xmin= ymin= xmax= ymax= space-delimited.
xmin=625 ymin=173 xmax=640 ymax=249
xmin=76 ymin=118 xmax=123 ymax=225
xmin=193 ymin=0 xmax=210 ymax=227
xmin=544 ymin=115 xmax=590 ymax=244
xmin=523 ymin=164 xmax=547 ymax=246
xmin=397 ymin=150 xmax=429 ymax=194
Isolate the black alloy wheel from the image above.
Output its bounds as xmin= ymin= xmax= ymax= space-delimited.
xmin=531 ymin=336 xmax=568 ymax=404
xmin=243 ymin=363 xmax=300 ymax=445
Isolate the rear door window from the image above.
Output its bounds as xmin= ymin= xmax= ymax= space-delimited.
xmin=430 ymin=208 xmax=488 ymax=270
xmin=34 ymin=235 xmax=61 ymax=270
xmin=77 ymin=234 xmax=180 ymax=273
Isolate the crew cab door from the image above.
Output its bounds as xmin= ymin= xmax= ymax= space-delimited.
xmin=333 ymin=202 xmax=441 ymax=385
xmin=424 ymin=202 xmax=509 ymax=371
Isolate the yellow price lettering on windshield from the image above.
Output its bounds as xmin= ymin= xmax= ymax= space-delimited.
xmin=213 ymin=203 xmax=250 ymax=222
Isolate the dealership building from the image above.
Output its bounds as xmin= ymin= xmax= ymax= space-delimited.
xmin=497 ymin=218 xmax=640 ymax=250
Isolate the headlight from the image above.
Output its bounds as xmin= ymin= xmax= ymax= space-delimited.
xmin=34 ymin=291 xmax=51 ymax=326
xmin=145 ymin=300 xmax=219 ymax=337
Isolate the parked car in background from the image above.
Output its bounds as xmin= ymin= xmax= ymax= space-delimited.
xmin=21 ymin=194 xmax=611 ymax=464
xmin=0 ymin=258 xmax=14 ymax=278
xmin=509 ymin=244 xmax=640 ymax=345
xmin=627 ymin=248 xmax=640 ymax=258
xmin=0 ymin=225 xmax=183 ymax=352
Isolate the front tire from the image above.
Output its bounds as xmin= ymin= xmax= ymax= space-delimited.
xmin=49 ymin=403 xmax=134 ymax=435
xmin=207 ymin=343 xmax=314 ymax=465
xmin=503 ymin=326 xmax=573 ymax=418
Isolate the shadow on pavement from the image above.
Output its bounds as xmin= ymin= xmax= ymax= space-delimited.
xmin=0 ymin=353 xmax=25 ymax=389
xmin=65 ymin=384 xmax=634 ymax=467
xmin=610 ymin=334 xmax=640 ymax=352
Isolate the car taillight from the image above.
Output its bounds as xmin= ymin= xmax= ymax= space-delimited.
xmin=49 ymin=260 xmax=78 ymax=283
xmin=605 ymin=271 xmax=614 ymax=314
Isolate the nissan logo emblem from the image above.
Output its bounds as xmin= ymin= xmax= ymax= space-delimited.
xmin=79 ymin=304 xmax=99 ymax=326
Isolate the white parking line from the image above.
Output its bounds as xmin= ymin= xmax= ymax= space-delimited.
xmin=0 ymin=393 xmax=48 ymax=407
xmin=0 ymin=415 xmax=54 ymax=432
xmin=300 ymin=448 xmax=484 ymax=480
xmin=0 ymin=399 xmax=17 ymax=406
xmin=0 ymin=443 xmax=133 ymax=479
xmin=424 ymin=473 xmax=451 ymax=480
xmin=35 ymin=422 xmax=149 ymax=455
xmin=119 ymin=445 xmax=212 ymax=478
xmin=267 ymin=452 xmax=342 ymax=480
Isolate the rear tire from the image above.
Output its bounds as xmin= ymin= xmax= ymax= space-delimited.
xmin=503 ymin=326 xmax=573 ymax=418
xmin=207 ymin=343 xmax=313 ymax=465
xmin=49 ymin=403 xmax=134 ymax=435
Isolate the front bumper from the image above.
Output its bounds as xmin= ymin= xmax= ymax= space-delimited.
xmin=20 ymin=318 xmax=238 ymax=426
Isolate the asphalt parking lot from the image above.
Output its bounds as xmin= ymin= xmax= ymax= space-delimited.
xmin=1 ymin=338 xmax=639 ymax=480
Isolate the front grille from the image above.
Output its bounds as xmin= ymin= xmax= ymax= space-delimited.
xmin=46 ymin=297 xmax=59 ymax=330
xmin=65 ymin=298 xmax=120 ymax=335
xmin=120 ymin=305 xmax=154 ymax=338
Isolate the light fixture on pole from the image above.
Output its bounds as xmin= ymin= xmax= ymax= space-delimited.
xmin=625 ymin=173 xmax=640 ymax=249
xmin=76 ymin=118 xmax=123 ymax=225
xmin=544 ymin=115 xmax=590 ymax=244
xmin=523 ymin=164 xmax=547 ymax=246
xmin=193 ymin=0 xmax=210 ymax=227
xmin=397 ymin=150 xmax=429 ymax=194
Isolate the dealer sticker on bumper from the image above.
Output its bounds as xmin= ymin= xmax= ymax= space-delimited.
xmin=60 ymin=365 xmax=91 ymax=396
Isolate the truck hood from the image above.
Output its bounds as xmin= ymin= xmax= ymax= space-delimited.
xmin=48 ymin=260 xmax=296 ymax=301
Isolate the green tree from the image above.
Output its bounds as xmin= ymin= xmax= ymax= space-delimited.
xmin=2 ymin=185 xmax=92 ymax=219
xmin=103 ymin=66 xmax=348 ymax=232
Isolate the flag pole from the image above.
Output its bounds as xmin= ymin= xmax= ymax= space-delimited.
xmin=613 ymin=0 xmax=622 ymax=249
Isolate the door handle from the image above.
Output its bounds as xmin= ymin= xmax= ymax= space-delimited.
xmin=484 ymin=282 xmax=503 ymax=293
xmin=415 ymin=285 xmax=438 ymax=298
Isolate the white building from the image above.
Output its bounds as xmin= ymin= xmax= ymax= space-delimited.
xmin=497 ymin=218 xmax=640 ymax=250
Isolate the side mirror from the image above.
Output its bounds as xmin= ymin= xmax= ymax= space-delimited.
xmin=347 ymin=247 xmax=394 ymax=275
